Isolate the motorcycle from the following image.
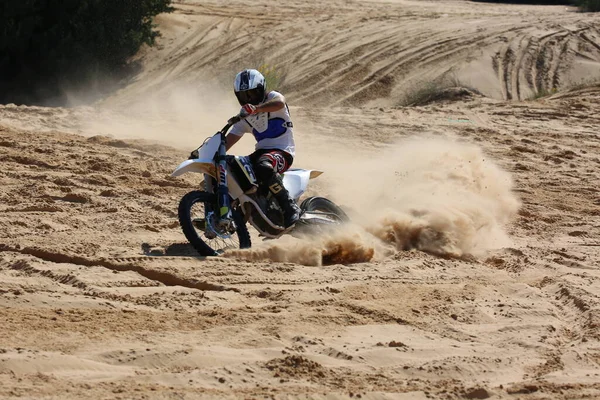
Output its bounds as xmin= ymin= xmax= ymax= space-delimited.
xmin=172 ymin=115 xmax=349 ymax=256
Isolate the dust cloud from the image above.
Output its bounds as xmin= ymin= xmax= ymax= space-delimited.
xmin=82 ymin=83 xmax=520 ymax=265
xmin=225 ymin=227 xmax=381 ymax=267
xmin=83 ymin=81 xmax=258 ymax=154
xmin=228 ymin=137 xmax=521 ymax=265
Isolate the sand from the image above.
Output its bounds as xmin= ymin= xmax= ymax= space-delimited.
xmin=1 ymin=0 xmax=600 ymax=398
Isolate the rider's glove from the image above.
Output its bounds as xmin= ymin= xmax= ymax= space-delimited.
xmin=239 ymin=104 xmax=257 ymax=118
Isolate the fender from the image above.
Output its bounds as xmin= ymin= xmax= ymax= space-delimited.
xmin=172 ymin=134 xmax=222 ymax=178
xmin=283 ymin=169 xmax=323 ymax=200
xmin=171 ymin=159 xmax=216 ymax=178
xmin=172 ymin=160 xmax=246 ymax=201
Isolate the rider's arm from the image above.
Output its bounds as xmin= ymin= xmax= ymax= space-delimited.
xmin=254 ymin=92 xmax=286 ymax=113
xmin=255 ymin=99 xmax=285 ymax=113
xmin=226 ymin=133 xmax=242 ymax=151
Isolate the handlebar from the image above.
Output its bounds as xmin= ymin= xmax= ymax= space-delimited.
xmin=189 ymin=115 xmax=243 ymax=159
xmin=221 ymin=114 xmax=242 ymax=133
xmin=228 ymin=115 xmax=241 ymax=125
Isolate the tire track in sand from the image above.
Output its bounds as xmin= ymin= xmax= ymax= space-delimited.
xmin=0 ymin=244 xmax=237 ymax=292
xmin=494 ymin=24 xmax=599 ymax=100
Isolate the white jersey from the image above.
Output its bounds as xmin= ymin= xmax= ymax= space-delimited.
xmin=229 ymin=91 xmax=295 ymax=157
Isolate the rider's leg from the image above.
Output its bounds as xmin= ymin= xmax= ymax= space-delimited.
xmin=252 ymin=151 xmax=300 ymax=228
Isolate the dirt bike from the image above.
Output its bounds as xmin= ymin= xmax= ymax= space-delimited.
xmin=172 ymin=114 xmax=349 ymax=256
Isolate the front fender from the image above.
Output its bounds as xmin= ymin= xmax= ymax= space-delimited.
xmin=171 ymin=159 xmax=216 ymax=178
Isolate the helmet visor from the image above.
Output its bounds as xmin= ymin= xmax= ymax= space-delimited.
xmin=235 ymin=88 xmax=264 ymax=105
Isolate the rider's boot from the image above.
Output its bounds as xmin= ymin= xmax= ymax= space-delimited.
xmin=267 ymin=174 xmax=301 ymax=228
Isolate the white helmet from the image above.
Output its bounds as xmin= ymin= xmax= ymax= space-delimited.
xmin=234 ymin=69 xmax=266 ymax=105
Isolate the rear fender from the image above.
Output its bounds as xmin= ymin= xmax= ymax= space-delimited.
xmin=283 ymin=169 xmax=323 ymax=200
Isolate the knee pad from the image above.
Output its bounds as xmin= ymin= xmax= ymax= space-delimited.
xmin=254 ymin=160 xmax=275 ymax=184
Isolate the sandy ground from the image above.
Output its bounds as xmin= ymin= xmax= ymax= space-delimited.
xmin=1 ymin=0 xmax=600 ymax=399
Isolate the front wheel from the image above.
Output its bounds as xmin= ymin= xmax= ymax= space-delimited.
xmin=178 ymin=191 xmax=251 ymax=256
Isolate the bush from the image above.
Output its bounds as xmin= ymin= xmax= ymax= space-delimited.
xmin=258 ymin=63 xmax=282 ymax=92
xmin=0 ymin=0 xmax=173 ymax=105
xmin=574 ymin=0 xmax=600 ymax=11
xmin=472 ymin=0 xmax=599 ymax=10
xmin=472 ymin=1 xmax=568 ymax=4
xmin=399 ymin=75 xmax=481 ymax=107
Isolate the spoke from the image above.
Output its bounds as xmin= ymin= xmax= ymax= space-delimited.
xmin=189 ymin=199 xmax=241 ymax=252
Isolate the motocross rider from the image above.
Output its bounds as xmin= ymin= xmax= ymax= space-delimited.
xmin=225 ymin=69 xmax=301 ymax=228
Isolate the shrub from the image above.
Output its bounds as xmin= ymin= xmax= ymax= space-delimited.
xmin=528 ymin=87 xmax=558 ymax=100
xmin=574 ymin=0 xmax=600 ymax=11
xmin=399 ymin=75 xmax=481 ymax=107
xmin=472 ymin=1 xmax=568 ymax=4
xmin=0 ymin=0 xmax=173 ymax=105
xmin=258 ymin=63 xmax=282 ymax=92
xmin=471 ymin=0 xmax=599 ymax=11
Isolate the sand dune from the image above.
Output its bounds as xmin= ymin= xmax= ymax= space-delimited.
xmin=1 ymin=0 xmax=600 ymax=398
xmin=99 ymin=0 xmax=600 ymax=107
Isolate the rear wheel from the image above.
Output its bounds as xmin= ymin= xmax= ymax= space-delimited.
xmin=178 ymin=191 xmax=251 ymax=256
xmin=300 ymin=196 xmax=349 ymax=223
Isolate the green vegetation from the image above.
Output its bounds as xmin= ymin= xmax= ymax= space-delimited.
xmin=258 ymin=63 xmax=283 ymax=92
xmin=528 ymin=87 xmax=558 ymax=100
xmin=0 ymin=0 xmax=173 ymax=105
xmin=472 ymin=0 xmax=599 ymax=11
xmin=574 ymin=0 xmax=600 ymax=11
xmin=399 ymin=75 xmax=481 ymax=107
xmin=527 ymin=77 xmax=600 ymax=100
xmin=473 ymin=1 xmax=568 ymax=3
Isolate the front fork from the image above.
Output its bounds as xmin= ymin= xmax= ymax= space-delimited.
xmin=215 ymin=134 xmax=234 ymax=231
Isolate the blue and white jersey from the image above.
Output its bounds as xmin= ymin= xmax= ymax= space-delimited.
xmin=229 ymin=91 xmax=295 ymax=157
